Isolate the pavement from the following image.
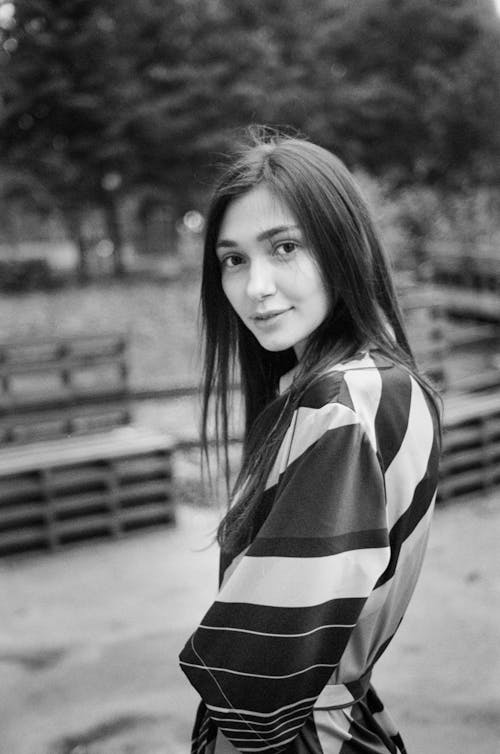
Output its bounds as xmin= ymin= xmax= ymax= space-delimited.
xmin=0 ymin=492 xmax=499 ymax=754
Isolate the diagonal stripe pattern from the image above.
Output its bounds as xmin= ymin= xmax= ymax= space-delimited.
xmin=180 ymin=351 xmax=440 ymax=753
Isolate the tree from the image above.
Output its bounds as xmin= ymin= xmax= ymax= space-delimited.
xmin=112 ymin=0 xmax=282 ymax=210
xmin=305 ymin=0 xmax=500 ymax=186
xmin=0 ymin=0 xmax=136 ymax=277
xmin=0 ymin=0 xmax=499 ymax=283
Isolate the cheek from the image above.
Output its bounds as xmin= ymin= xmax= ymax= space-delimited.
xmin=221 ymin=275 xmax=232 ymax=301
xmin=319 ymin=284 xmax=332 ymax=315
xmin=306 ymin=279 xmax=331 ymax=327
xmin=297 ymin=264 xmax=331 ymax=312
xmin=221 ymin=275 xmax=242 ymax=314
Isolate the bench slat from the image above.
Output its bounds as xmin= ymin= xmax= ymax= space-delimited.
xmin=0 ymin=428 xmax=173 ymax=475
xmin=0 ymin=526 xmax=47 ymax=552
xmin=0 ymin=333 xmax=178 ymax=556
xmin=44 ymin=479 xmax=173 ymax=517
xmin=54 ymin=514 xmax=113 ymax=538
xmin=0 ymin=353 xmax=127 ymax=378
xmin=0 ymin=333 xmax=130 ymax=447
xmin=0 ymin=503 xmax=45 ymax=527
xmin=118 ymin=479 xmax=173 ymax=503
xmin=438 ymin=468 xmax=490 ymax=497
xmin=119 ymin=501 xmax=176 ymax=527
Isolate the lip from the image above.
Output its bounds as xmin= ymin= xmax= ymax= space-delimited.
xmin=251 ymin=308 xmax=291 ymax=322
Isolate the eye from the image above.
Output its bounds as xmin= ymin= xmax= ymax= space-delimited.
xmin=219 ymin=253 xmax=244 ymax=269
xmin=274 ymin=240 xmax=299 ymax=257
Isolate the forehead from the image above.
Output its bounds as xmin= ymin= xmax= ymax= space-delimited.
xmin=218 ymin=184 xmax=297 ymax=243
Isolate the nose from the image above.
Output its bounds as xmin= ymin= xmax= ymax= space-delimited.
xmin=246 ymin=258 xmax=276 ymax=301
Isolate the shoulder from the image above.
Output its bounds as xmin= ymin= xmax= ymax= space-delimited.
xmin=299 ymin=349 xmax=411 ymax=413
xmin=297 ymin=350 xmax=434 ymax=461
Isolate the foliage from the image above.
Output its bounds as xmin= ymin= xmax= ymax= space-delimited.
xmin=0 ymin=0 xmax=499 ymax=276
xmin=0 ymin=277 xmax=201 ymax=386
xmin=361 ymin=180 xmax=500 ymax=277
xmin=0 ymin=256 xmax=62 ymax=291
xmin=352 ymin=170 xmax=412 ymax=267
xmin=298 ymin=0 xmax=500 ymax=186
xmin=0 ymin=0 xmax=135 ymax=275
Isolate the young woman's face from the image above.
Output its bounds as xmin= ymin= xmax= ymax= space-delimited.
xmin=216 ymin=184 xmax=330 ymax=359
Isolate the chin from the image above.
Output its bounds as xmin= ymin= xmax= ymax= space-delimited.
xmin=256 ymin=338 xmax=296 ymax=353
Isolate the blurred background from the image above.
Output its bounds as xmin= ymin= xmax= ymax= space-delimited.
xmin=0 ymin=1 xmax=499 ymax=753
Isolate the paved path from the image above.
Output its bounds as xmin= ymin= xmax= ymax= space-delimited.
xmin=0 ymin=494 xmax=498 ymax=754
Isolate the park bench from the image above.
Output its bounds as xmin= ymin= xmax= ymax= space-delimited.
xmin=431 ymin=250 xmax=500 ymax=292
xmin=401 ymin=287 xmax=449 ymax=388
xmin=448 ymin=368 xmax=500 ymax=396
xmin=446 ymin=322 xmax=500 ymax=352
xmin=430 ymin=285 xmax=500 ymax=324
xmin=0 ymin=333 xmax=175 ymax=556
xmin=401 ymin=284 xmax=500 ymax=393
xmin=397 ymin=285 xmax=500 ymax=502
xmin=0 ymin=333 xmax=132 ymax=444
xmin=438 ymin=391 xmax=500 ymax=503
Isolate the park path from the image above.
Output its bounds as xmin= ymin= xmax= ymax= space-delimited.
xmin=0 ymin=493 xmax=498 ymax=753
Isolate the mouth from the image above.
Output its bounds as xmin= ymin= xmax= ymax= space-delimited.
xmin=252 ymin=308 xmax=291 ymax=322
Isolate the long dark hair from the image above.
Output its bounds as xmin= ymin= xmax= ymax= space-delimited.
xmin=200 ymin=129 xmax=440 ymax=554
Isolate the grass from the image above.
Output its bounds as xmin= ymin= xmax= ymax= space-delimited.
xmin=0 ymin=272 xmax=236 ymax=508
xmin=0 ymin=270 xmax=495 ymax=508
xmin=1 ymin=273 xmax=499 ymax=754
xmin=0 ymin=274 xmax=203 ymax=388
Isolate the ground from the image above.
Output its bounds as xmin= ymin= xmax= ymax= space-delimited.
xmin=0 ymin=279 xmax=498 ymax=752
xmin=0 ymin=491 xmax=498 ymax=754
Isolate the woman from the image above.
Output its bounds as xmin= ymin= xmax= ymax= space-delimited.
xmin=179 ymin=131 xmax=441 ymax=754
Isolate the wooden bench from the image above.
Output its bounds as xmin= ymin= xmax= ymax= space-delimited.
xmin=438 ymin=392 xmax=500 ymax=503
xmin=0 ymin=333 xmax=132 ymax=444
xmin=0 ymin=333 xmax=175 ymax=556
xmin=448 ymin=368 xmax=500 ymax=396
xmin=401 ymin=285 xmax=500 ymax=392
xmin=401 ymin=287 xmax=449 ymax=388
xmin=428 ymin=285 xmax=500 ymax=324
xmin=431 ymin=250 xmax=500 ymax=292
xmin=446 ymin=322 xmax=500 ymax=351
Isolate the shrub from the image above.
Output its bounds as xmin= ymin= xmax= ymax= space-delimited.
xmin=0 ymin=258 xmax=64 ymax=292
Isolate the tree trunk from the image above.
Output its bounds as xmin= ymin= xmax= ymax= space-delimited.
xmin=102 ymin=194 xmax=126 ymax=277
xmin=163 ymin=204 xmax=178 ymax=257
xmin=63 ymin=207 xmax=91 ymax=283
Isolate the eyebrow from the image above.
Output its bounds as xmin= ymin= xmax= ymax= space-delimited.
xmin=216 ymin=224 xmax=301 ymax=250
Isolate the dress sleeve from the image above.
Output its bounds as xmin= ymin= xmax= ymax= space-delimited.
xmin=179 ymin=400 xmax=391 ymax=752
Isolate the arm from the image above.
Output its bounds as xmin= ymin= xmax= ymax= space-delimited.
xmin=179 ymin=401 xmax=390 ymax=752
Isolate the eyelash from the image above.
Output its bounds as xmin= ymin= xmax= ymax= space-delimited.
xmin=219 ymin=241 xmax=300 ymax=269
xmin=275 ymin=240 xmax=299 ymax=257
xmin=220 ymin=254 xmax=244 ymax=269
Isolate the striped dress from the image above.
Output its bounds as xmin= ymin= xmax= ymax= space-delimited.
xmin=179 ymin=350 xmax=441 ymax=753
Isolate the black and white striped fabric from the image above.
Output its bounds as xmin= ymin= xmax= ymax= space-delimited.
xmin=180 ymin=351 xmax=441 ymax=753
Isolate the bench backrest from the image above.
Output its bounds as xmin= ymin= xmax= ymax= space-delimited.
xmin=401 ymin=288 xmax=449 ymax=389
xmin=432 ymin=250 xmax=500 ymax=292
xmin=439 ymin=391 xmax=500 ymax=501
xmin=0 ymin=333 xmax=131 ymax=445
